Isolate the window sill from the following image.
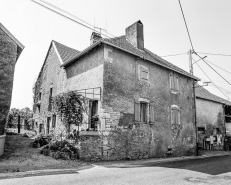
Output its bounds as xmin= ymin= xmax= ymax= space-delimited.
xmin=170 ymin=90 xmax=179 ymax=94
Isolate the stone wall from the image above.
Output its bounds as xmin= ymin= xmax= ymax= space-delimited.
xmin=0 ymin=28 xmax=17 ymax=135
xmin=101 ymin=44 xmax=196 ymax=159
xmin=33 ymin=42 xmax=67 ymax=135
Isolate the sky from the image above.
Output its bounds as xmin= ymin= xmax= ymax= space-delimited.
xmin=1 ymin=0 xmax=231 ymax=109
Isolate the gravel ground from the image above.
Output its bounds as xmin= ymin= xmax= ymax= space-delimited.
xmin=0 ymin=133 xmax=90 ymax=173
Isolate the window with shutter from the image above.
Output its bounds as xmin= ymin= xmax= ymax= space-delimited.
xmin=171 ymin=105 xmax=181 ymax=128
xmin=170 ymin=72 xmax=179 ymax=93
xmin=138 ymin=65 xmax=149 ymax=82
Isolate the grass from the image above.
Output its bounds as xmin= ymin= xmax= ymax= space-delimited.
xmin=0 ymin=132 xmax=90 ymax=173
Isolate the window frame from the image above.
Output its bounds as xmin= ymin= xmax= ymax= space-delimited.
xmin=134 ymin=98 xmax=153 ymax=124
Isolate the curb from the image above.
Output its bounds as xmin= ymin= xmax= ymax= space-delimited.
xmin=0 ymin=153 xmax=230 ymax=180
xmin=0 ymin=165 xmax=92 ymax=180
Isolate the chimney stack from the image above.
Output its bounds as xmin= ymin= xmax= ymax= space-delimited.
xmin=90 ymin=32 xmax=102 ymax=45
xmin=125 ymin=20 xmax=144 ymax=50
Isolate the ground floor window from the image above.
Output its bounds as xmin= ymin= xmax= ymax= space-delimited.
xmin=171 ymin=105 xmax=180 ymax=128
xmin=134 ymin=100 xmax=155 ymax=124
xmin=88 ymin=100 xmax=98 ymax=131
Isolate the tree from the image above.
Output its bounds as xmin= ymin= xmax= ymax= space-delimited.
xmin=52 ymin=91 xmax=86 ymax=138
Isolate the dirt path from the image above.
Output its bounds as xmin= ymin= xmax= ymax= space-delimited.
xmin=0 ymin=133 xmax=91 ymax=173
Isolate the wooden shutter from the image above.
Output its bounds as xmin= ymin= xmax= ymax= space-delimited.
xmin=176 ymin=74 xmax=179 ymax=91
xmin=178 ymin=109 xmax=181 ymax=126
xmin=134 ymin=101 xmax=140 ymax=122
xmin=170 ymin=74 xmax=173 ymax=90
xmin=149 ymin=104 xmax=155 ymax=123
xmin=171 ymin=108 xmax=174 ymax=125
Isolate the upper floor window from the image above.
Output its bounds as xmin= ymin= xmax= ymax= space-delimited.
xmin=48 ymin=87 xmax=53 ymax=111
xmin=170 ymin=72 xmax=179 ymax=93
xmin=138 ymin=65 xmax=149 ymax=82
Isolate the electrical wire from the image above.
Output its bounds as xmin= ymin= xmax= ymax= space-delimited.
xmin=195 ymin=52 xmax=231 ymax=86
xmin=31 ymin=0 xmax=114 ymax=38
xmin=192 ymin=57 xmax=229 ymax=99
xmin=204 ymin=58 xmax=231 ymax=76
xmin=160 ymin=52 xmax=187 ymax=57
xmin=38 ymin=0 xmax=115 ymax=38
xmin=178 ymin=0 xmax=194 ymax=50
xmin=197 ymin=52 xmax=231 ymax=57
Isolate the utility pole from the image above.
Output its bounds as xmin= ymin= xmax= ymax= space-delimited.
xmin=188 ymin=49 xmax=198 ymax=156
xmin=18 ymin=114 xmax=20 ymax=134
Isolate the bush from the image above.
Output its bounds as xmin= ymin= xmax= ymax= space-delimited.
xmin=40 ymin=140 xmax=79 ymax=160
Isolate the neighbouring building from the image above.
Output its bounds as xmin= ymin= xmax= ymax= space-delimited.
xmin=0 ymin=23 xmax=24 ymax=156
xmin=195 ymin=85 xmax=231 ymax=149
xmin=33 ymin=20 xmax=199 ymax=160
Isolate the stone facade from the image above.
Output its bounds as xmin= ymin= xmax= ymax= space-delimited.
xmin=34 ymin=21 xmax=197 ymax=160
xmin=0 ymin=23 xmax=24 ymax=136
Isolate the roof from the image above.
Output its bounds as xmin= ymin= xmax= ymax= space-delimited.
xmin=195 ymin=85 xmax=231 ymax=106
xmin=0 ymin=22 xmax=24 ymax=61
xmin=0 ymin=23 xmax=24 ymax=50
xmin=53 ymin=41 xmax=80 ymax=64
xmin=62 ymin=35 xmax=199 ymax=80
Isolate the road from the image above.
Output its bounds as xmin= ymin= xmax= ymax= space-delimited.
xmin=1 ymin=156 xmax=231 ymax=185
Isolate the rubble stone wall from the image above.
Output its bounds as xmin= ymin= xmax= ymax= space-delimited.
xmin=0 ymin=28 xmax=17 ymax=135
xmin=100 ymin=45 xmax=196 ymax=159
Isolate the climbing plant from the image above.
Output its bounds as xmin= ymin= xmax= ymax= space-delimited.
xmin=52 ymin=91 xmax=86 ymax=135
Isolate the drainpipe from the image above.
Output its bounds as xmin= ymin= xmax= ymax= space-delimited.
xmin=193 ymin=80 xmax=198 ymax=156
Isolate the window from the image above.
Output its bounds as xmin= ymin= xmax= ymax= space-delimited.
xmin=88 ymin=100 xmax=98 ymax=131
xmin=134 ymin=100 xmax=154 ymax=123
xmin=140 ymin=103 xmax=147 ymax=122
xmin=139 ymin=65 xmax=149 ymax=82
xmin=47 ymin=117 xmax=51 ymax=134
xmin=52 ymin=114 xmax=56 ymax=128
xmin=39 ymin=92 xmax=42 ymax=100
xmin=171 ymin=105 xmax=180 ymax=127
xmin=48 ymin=87 xmax=53 ymax=111
xmin=170 ymin=73 xmax=179 ymax=92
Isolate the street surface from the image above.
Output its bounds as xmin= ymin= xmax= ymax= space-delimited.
xmin=1 ymin=156 xmax=231 ymax=185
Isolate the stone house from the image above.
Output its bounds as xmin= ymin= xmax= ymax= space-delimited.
xmin=0 ymin=23 xmax=24 ymax=155
xmin=33 ymin=20 xmax=199 ymax=160
xmin=195 ymin=85 xmax=231 ymax=149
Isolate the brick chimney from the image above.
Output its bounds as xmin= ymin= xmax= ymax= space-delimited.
xmin=125 ymin=20 xmax=144 ymax=50
xmin=90 ymin=32 xmax=102 ymax=45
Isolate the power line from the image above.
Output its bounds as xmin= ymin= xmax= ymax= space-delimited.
xmin=160 ymin=52 xmax=187 ymax=57
xmin=204 ymin=58 xmax=231 ymax=76
xmin=195 ymin=52 xmax=231 ymax=86
xmin=39 ymin=0 xmax=115 ymax=38
xmin=31 ymin=0 xmax=114 ymax=38
xmin=192 ymin=57 xmax=229 ymax=99
xmin=197 ymin=52 xmax=231 ymax=57
xmin=178 ymin=0 xmax=194 ymax=50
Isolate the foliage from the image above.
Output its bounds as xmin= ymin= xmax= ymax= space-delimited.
xmin=41 ymin=140 xmax=79 ymax=160
xmin=52 ymin=91 xmax=86 ymax=129
xmin=6 ymin=107 xmax=33 ymax=128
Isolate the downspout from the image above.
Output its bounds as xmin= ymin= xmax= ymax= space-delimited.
xmin=193 ymin=80 xmax=198 ymax=156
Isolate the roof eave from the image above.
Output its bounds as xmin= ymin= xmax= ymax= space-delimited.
xmin=62 ymin=40 xmax=199 ymax=80
xmin=0 ymin=23 xmax=24 ymax=51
